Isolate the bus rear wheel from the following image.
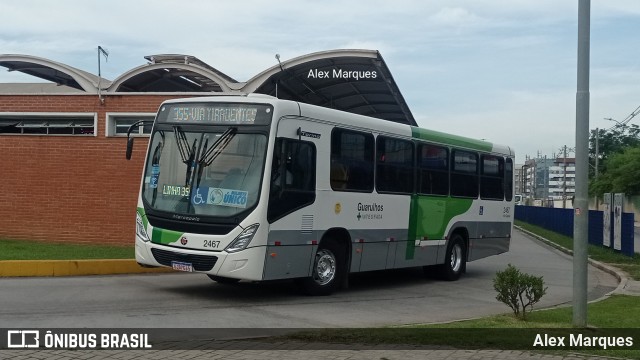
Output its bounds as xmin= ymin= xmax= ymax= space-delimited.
xmin=439 ymin=234 xmax=466 ymax=281
xmin=299 ymin=240 xmax=343 ymax=296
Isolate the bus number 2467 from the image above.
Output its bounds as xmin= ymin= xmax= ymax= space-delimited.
xmin=203 ymin=240 xmax=221 ymax=248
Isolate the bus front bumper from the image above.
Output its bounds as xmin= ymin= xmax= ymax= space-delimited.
xmin=135 ymin=236 xmax=266 ymax=281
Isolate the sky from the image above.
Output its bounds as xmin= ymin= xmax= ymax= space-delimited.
xmin=1 ymin=0 xmax=639 ymax=164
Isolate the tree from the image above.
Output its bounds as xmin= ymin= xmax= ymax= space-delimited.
xmin=589 ymin=124 xmax=640 ymax=178
xmin=589 ymin=124 xmax=640 ymax=196
xmin=591 ymin=147 xmax=640 ymax=196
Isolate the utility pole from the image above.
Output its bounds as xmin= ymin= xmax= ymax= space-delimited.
xmin=574 ymin=0 xmax=590 ymax=327
xmin=563 ymin=146 xmax=568 ymax=209
xmin=595 ymin=128 xmax=599 ymax=178
xmin=544 ymin=155 xmax=548 ymax=206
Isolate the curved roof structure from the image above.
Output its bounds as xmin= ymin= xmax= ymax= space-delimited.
xmin=242 ymin=49 xmax=415 ymax=125
xmin=109 ymin=54 xmax=237 ymax=92
xmin=0 ymin=54 xmax=107 ymax=92
xmin=0 ymin=50 xmax=415 ymax=125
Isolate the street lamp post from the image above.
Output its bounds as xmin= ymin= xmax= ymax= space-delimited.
xmin=573 ymin=0 xmax=590 ymax=327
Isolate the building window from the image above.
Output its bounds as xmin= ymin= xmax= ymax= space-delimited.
xmin=0 ymin=113 xmax=96 ymax=136
xmin=106 ymin=113 xmax=155 ymax=137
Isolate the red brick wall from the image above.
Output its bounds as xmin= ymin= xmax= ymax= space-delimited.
xmin=0 ymin=94 xmax=193 ymax=245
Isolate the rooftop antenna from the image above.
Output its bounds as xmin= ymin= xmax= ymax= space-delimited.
xmin=97 ymin=46 xmax=109 ymax=104
xmin=275 ymin=54 xmax=284 ymax=98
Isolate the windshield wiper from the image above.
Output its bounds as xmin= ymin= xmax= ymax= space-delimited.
xmin=173 ymin=126 xmax=197 ymax=186
xmin=199 ymin=127 xmax=237 ymax=167
xmin=194 ymin=127 xmax=237 ymax=189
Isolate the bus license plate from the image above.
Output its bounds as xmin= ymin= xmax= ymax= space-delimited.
xmin=171 ymin=261 xmax=193 ymax=272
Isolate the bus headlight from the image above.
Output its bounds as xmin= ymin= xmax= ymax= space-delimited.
xmin=136 ymin=212 xmax=150 ymax=242
xmin=226 ymin=224 xmax=259 ymax=253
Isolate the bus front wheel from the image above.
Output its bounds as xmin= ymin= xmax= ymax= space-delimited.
xmin=299 ymin=240 xmax=343 ymax=296
xmin=439 ymin=234 xmax=466 ymax=281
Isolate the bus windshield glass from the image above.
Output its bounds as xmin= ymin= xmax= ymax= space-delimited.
xmin=142 ymin=128 xmax=268 ymax=219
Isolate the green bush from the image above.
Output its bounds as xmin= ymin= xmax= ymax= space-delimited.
xmin=493 ymin=264 xmax=547 ymax=320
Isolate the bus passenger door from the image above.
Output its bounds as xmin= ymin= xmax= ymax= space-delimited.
xmin=267 ymin=138 xmax=317 ymax=222
xmin=264 ymin=138 xmax=317 ymax=280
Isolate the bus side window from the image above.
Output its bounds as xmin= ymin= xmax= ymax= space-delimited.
xmin=418 ymin=143 xmax=449 ymax=196
xmin=330 ymin=128 xmax=374 ymax=192
xmin=451 ymin=149 xmax=478 ymax=198
xmin=480 ymin=155 xmax=504 ymax=200
xmin=505 ymin=158 xmax=513 ymax=201
xmin=376 ymin=136 xmax=414 ymax=194
xmin=330 ymin=162 xmax=348 ymax=189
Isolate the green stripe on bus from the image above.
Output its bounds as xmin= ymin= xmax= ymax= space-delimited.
xmin=407 ymin=195 xmax=473 ymax=260
xmin=411 ymin=127 xmax=493 ymax=152
xmin=151 ymin=227 xmax=184 ymax=245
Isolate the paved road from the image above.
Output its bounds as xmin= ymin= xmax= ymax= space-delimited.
xmin=0 ymin=229 xmax=623 ymax=359
xmin=0 ymin=229 xmax=617 ymax=329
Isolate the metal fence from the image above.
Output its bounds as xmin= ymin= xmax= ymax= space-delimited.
xmin=514 ymin=206 xmax=635 ymax=256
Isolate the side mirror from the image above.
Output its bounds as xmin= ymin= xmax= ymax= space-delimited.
xmin=125 ymin=119 xmax=155 ymax=160
xmin=126 ymin=137 xmax=134 ymax=160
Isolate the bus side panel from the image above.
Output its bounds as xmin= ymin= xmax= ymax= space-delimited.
xmin=348 ymin=228 xmax=407 ymax=272
xmin=392 ymin=240 xmax=441 ymax=269
xmin=405 ymin=195 xmax=474 ymax=268
xmin=316 ymin=192 xmax=411 ymax=273
xmin=263 ymin=244 xmax=315 ymax=280
xmin=262 ymin=222 xmax=319 ymax=280
xmin=467 ymin=221 xmax=512 ymax=261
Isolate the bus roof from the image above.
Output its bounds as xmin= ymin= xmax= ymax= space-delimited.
xmin=160 ymin=94 xmax=514 ymax=157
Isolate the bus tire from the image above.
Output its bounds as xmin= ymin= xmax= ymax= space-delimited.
xmin=439 ymin=233 xmax=466 ymax=281
xmin=300 ymin=240 xmax=343 ymax=296
xmin=207 ymin=275 xmax=240 ymax=285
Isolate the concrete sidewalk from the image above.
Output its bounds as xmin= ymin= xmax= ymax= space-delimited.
xmin=1 ymin=346 xmax=628 ymax=360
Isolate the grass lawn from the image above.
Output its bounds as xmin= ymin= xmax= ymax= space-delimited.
xmin=0 ymin=238 xmax=134 ymax=260
xmin=284 ymin=296 xmax=640 ymax=358
xmin=282 ymin=223 xmax=640 ymax=358
xmin=515 ymin=220 xmax=640 ymax=279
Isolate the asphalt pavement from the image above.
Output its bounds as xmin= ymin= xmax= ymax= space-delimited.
xmin=1 ymin=227 xmax=638 ymax=360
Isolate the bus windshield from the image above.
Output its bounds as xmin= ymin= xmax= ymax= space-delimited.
xmin=142 ymin=128 xmax=267 ymax=219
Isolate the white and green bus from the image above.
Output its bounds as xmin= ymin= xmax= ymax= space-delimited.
xmin=127 ymin=94 xmax=514 ymax=295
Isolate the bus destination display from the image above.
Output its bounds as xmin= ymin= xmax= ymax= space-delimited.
xmin=160 ymin=103 xmax=272 ymax=125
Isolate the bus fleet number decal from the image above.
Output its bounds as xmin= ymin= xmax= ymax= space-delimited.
xmin=203 ymin=240 xmax=221 ymax=248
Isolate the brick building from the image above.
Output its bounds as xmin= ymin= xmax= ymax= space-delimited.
xmin=0 ymin=51 xmax=413 ymax=245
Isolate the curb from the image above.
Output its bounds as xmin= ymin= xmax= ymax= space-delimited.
xmin=0 ymin=259 xmax=174 ymax=277
xmin=514 ymin=225 xmax=632 ymax=298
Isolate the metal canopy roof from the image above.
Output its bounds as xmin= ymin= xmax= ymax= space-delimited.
xmin=0 ymin=50 xmax=415 ymax=126
xmin=0 ymin=54 xmax=107 ymax=92
xmin=245 ymin=50 xmax=415 ymax=126
xmin=112 ymin=54 xmax=237 ymax=92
